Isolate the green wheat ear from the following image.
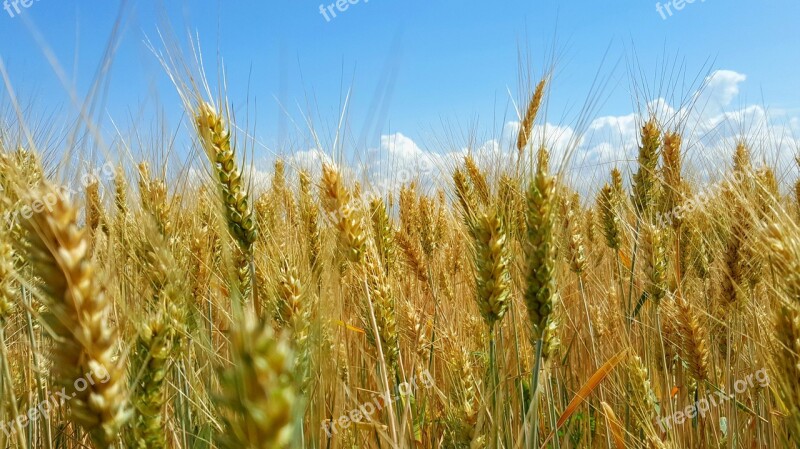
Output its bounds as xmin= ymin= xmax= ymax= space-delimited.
xmin=525 ymin=147 xmax=559 ymax=357
xmin=195 ymin=102 xmax=258 ymax=300
xmin=217 ymin=315 xmax=296 ymax=449
xmin=370 ymin=196 xmax=396 ymax=274
xmin=641 ymin=223 xmax=667 ymax=303
xmin=471 ymin=209 xmax=512 ymax=329
xmin=195 ymin=102 xmax=258 ymax=251
xmin=632 ymin=118 xmax=662 ymax=217
xmin=129 ymin=314 xmax=174 ymax=449
xmin=598 ymin=182 xmax=622 ymax=252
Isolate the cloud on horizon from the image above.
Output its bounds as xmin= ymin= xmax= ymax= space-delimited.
xmin=252 ymin=69 xmax=799 ymax=199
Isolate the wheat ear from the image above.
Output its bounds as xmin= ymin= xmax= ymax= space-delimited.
xmin=674 ymin=293 xmax=711 ymax=383
xmin=517 ymin=77 xmax=547 ymax=155
xmin=641 ymin=223 xmax=667 ymax=303
xmin=464 ymin=155 xmax=490 ymax=206
xmin=22 ymin=185 xmax=129 ymax=448
xmin=598 ymin=182 xmax=622 ymax=252
xmin=562 ymin=194 xmax=587 ymax=274
xmin=661 ymin=131 xmax=684 ymax=228
xmin=195 ymin=103 xmax=258 ymax=300
xmin=525 ymin=148 xmax=558 ymax=355
xmin=217 ymin=315 xmax=296 ymax=449
xmin=632 ymin=118 xmax=661 ymax=216
xmin=128 ymin=314 xmax=174 ymax=449
xmin=471 ymin=209 xmax=512 ymax=329
xmin=321 ymin=163 xmax=367 ymax=264
xmin=370 ymin=196 xmax=396 ymax=274
xmin=195 ymin=103 xmax=258 ymax=251
xmin=762 ymin=222 xmax=800 ymax=434
xmin=298 ymin=171 xmax=321 ymax=271
xmin=0 ymin=225 xmax=15 ymax=319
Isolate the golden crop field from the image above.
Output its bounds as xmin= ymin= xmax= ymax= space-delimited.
xmin=0 ymin=6 xmax=799 ymax=449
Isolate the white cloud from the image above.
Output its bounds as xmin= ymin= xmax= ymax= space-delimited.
xmin=703 ymin=70 xmax=747 ymax=108
xmin=244 ymin=69 xmax=798 ymax=200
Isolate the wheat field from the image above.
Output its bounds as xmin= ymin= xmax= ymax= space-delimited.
xmin=0 ymin=53 xmax=799 ymax=449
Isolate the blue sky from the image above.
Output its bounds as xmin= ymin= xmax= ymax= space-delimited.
xmin=0 ymin=0 xmax=798 ymax=189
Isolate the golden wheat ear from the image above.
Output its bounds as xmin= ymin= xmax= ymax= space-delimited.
xmin=21 ymin=184 xmax=130 ymax=448
xmin=562 ymin=193 xmax=587 ymax=275
xmin=370 ymin=196 xmax=396 ymax=275
xmin=626 ymin=354 xmax=666 ymax=447
xmin=517 ymin=77 xmax=547 ymax=156
xmin=298 ymin=170 xmax=322 ymax=272
xmin=321 ymin=163 xmax=367 ymax=265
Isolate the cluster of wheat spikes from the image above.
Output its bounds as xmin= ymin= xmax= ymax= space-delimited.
xmin=1 ymin=75 xmax=800 ymax=449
